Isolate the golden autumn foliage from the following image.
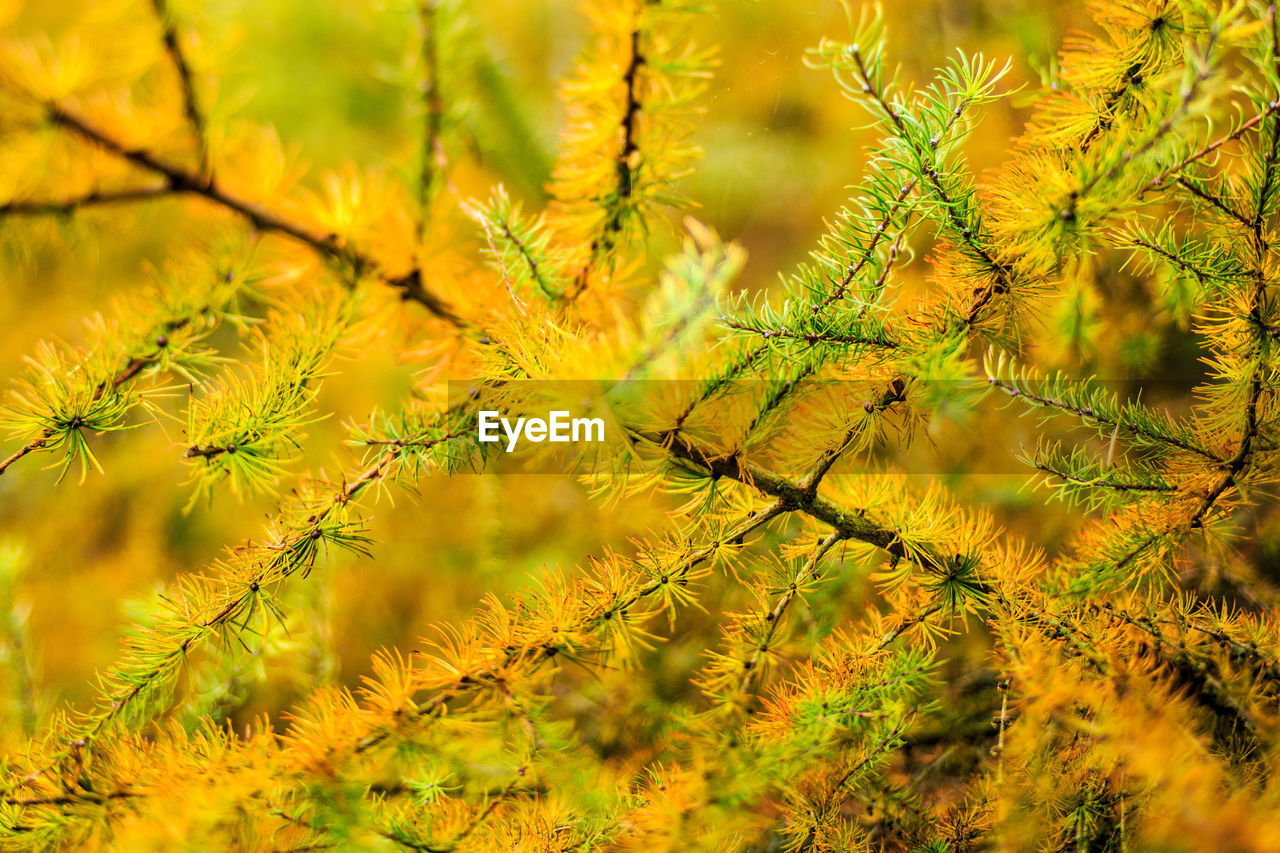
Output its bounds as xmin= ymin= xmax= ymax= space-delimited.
xmin=2 ymin=0 xmax=1280 ymax=849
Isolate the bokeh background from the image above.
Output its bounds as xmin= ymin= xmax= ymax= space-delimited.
xmin=0 ymin=0 xmax=1085 ymax=734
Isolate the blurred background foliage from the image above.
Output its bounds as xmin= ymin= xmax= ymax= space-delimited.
xmin=0 ymin=0 xmax=1075 ymax=735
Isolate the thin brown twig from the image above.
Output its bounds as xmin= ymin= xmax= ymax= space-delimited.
xmin=0 ymin=185 xmax=174 ymax=216
xmin=150 ymin=0 xmax=209 ymax=176
xmin=40 ymin=102 xmax=464 ymax=326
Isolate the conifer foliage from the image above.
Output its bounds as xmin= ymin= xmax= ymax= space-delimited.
xmin=2 ymin=0 xmax=1280 ymax=849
